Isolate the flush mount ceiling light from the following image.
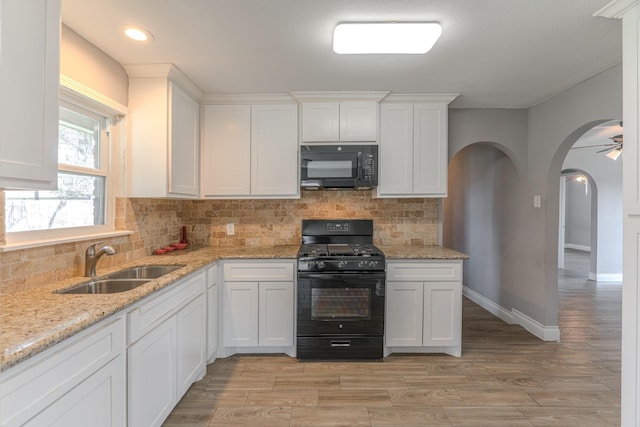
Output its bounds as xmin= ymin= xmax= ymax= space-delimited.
xmin=121 ymin=25 xmax=154 ymax=43
xmin=333 ymin=22 xmax=442 ymax=54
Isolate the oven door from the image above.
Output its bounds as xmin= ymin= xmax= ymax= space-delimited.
xmin=297 ymin=271 xmax=385 ymax=336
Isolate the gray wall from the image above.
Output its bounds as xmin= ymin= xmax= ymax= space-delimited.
xmin=446 ymin=64 xmax=622 ymax=329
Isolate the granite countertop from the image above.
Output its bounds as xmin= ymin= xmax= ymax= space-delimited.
xmin=379 ymin=245 xmax=469 ymax=260
xmin=0 ymin=245 xmax=298 ymax=372
xmin=0 ymin=243 xmax=465 ymax=372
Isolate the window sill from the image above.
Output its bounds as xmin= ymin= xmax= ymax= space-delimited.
xmin=0 ymin=230 xmax=134 ymax=252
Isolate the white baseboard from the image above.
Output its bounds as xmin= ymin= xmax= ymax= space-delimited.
xmin=564 ymin=243 xmax=591 ymax=252
xmin=463 ymin=286 xmax=560 ymax=342
xmin=596 ymin=273 xmax=623 ymax=282
xmin=511 ymin=309 xmax=560 ymax=342
xmin=463 ymin=286 xmax=515 ymax=324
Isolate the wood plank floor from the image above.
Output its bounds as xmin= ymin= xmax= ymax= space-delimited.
xmin=164 ymin=250 xmax=621 ymax=426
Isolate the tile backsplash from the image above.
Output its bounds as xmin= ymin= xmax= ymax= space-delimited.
xmin=0 ymin=191 xmax=438 ymax=294
xmin=184 ymin=190 xmax=439 ymax=248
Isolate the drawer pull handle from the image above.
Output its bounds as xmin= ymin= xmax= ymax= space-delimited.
xmin=331 ymin=340 xmax=351 ymax=347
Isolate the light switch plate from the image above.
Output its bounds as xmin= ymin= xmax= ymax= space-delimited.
xmin=533 ymin=195 xmax=541 ymax=208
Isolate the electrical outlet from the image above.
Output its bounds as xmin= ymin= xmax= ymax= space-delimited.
xmin=226 ymin=223 xmax=235 ymax=235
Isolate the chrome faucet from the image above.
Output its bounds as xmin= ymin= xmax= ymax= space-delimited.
xmin=85 ymin=241 xmax=116 ymax=277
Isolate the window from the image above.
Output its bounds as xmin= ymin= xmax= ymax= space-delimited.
xmin=4 ymin=97 xmax=116 ymax=243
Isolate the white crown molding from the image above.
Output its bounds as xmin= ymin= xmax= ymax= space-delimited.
xmin=594 ymin=0 xmax=640 ymax=18
xmin=201 ymin=93 xmax=297 ymax=104
xmin=123 ymin=63 xmax=204 ymax=101
xmin=382 ymin=93 xmax=459 ymax=104
xmin=59 ymin=75 xmax=128 ymax=115
xmin=290 ymin=91 xmax=389 ymax=102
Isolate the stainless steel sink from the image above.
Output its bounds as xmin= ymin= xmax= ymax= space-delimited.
xmin=103 ymin=264 xmax=186 ymax=280
xmin=56 ymin=264 xmax=186 ymax=294
xmin=56 ymin=279 xmax=151 ymax=294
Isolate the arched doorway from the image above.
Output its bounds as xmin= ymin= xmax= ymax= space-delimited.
xmin=556 ymin=120 xmax=623 ymax=284
xmin=443 ymin=141 xmax=520 ymax=313
xmin=559 ymin=169 xmax=597 ymax=279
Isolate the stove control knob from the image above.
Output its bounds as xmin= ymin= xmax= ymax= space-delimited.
xmin=317 ymin=261 xmax=326 ymax=270
xmin=338 ymin=260 xmax=348 ymax=268
xmin=308 ymin=261 xmax=316 ymax=269
xmin=358 ymin=261 xmax=366 ymax=269
xmin=368 ymin=261 xmax=378 ymax=268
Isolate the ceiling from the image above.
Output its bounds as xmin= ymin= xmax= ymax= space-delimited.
xmin=61 ymin=0 xmax=621 ymax=109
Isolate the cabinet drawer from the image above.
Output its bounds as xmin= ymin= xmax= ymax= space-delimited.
xmin=128 ymin=271 xmax=205 ymax=343
xmin=223 ymin=262 xmax=294 ymax=281
xmin=386 ymin=261 xmax=461 ymax=281
xmin=0 ymin=316 xmax=124 ymax=426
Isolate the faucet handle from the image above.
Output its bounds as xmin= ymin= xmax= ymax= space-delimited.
xmin=86 ymin=241 xmax=104 ymax=256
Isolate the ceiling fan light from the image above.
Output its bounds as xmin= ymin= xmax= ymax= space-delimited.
xmin=333 ymin=22 xmax=442 ymax=54
xmin=606 ymin=148 xmax=622 ymax=160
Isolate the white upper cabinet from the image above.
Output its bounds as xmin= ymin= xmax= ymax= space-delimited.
xmin=301 ymin=103 xmax=340 ymax=141
xmin=125 ymin=64 xmax=202 ymax=198
xmin=293 ymin=92 xmax=388 ymax=143
xmin=340 ymin=101 xmax=379 ymax=141
xmin=377 ymin=95 xmax=457 ymax=198
xmin=301 ymin=101 xmax=377 ymax=142
xmin=251 ymin=105 xmax=299 ymax=196
xmin=202 ymin=102 xmax=298 ymax=198
xmin=0 ymin=0 xmax=60 ymax=190
xmin=202 ymin=105 xmax=251 ymax=196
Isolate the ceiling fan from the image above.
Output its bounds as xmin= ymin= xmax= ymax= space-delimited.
xmin=570 ymin=127 xmax=623 ymax=161
xmin=598 ymin=134 xmax=623 ymax=160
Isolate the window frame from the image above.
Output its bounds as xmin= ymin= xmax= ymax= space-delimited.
xmin=3 ymin=79 xmax=128 ymax=248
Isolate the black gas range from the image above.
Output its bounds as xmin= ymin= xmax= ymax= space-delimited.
xmin=296 ymin=219 xmax=385 ymax=360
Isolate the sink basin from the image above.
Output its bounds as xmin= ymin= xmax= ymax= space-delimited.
xmin=103 ymin=264 xmax=186 ymax=280
xmin=56 ymin=264 xmax=186 ymax=294
xmin=56 ymin=279 xmax=151 ymax=294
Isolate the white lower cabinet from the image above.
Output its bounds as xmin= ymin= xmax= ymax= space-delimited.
xmin=128 ymin=316 xmax=177 ymax=427
xmin=385 ymin=260 xmax=463 ymax=357
xmin=127 ymin=271 xmax=206 ymax=427
xmin=0 ymin=316 xmax=126 ymax=427
xmin=221 ymin=261 xmax=295 ymax=357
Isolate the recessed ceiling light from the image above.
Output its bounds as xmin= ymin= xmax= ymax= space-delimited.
xmin=121 ymin=25 xmax=154 ymax=43
xmin=333 ymin=22 xmax=442 ymax=54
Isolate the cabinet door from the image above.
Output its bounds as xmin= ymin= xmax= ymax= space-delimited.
xmin=251 ymin=104 xmax=298 ymax=196
xmin=176 ymin=295 xmax=206 ymax=398
xmin=301 ymin=102 xmax=340 ymax=141
xmin=128 ymin=317 xmax=177 ymax=427
xmin=413 ymin=103 xmax=448 ymax=196
xmin=340 ymin=101 xmax=377 ymax=141
xmin=378 ymin=103 xmax=414 ymax=195
xmin=202 ymin=105 xmax=251 ymax=196
xmin=168 ymin=82 xmax=199 ymax=197
xmin=23 ymin=356 xmax=125 ymax=427
xmin=0 ymin=0 xmax=59 ymax=190
xmin=259 ymin=282 xmax=294 ymax=346
xmin=223 ymin=282 xmax=259 ymax=347
xmin=423 ymin=282 xmax=461 ymax=347
xmin=385 ymin=282 xmax=424 ymax=347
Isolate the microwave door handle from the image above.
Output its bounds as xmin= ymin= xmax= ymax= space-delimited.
xmin=356 ymin=152 xmax=363 ymax=181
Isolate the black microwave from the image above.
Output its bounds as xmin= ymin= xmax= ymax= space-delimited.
xmin=300 ymin=144 xmax=378 ymax=190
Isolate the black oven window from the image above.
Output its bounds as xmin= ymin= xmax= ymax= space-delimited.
xmin=311 ymin=288 xmax=371 ymax=320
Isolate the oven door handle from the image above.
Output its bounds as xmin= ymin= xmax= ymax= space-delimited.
xmin=297 ymin=272 xmax=386 ymax=281
xmin=331 ymin=340 xmax=351 ymax=347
